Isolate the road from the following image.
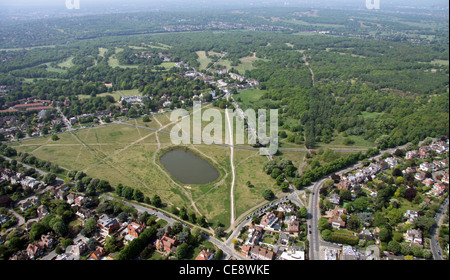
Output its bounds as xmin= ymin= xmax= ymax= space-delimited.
xmin=430 ymin=197 xmax=449 ymax=260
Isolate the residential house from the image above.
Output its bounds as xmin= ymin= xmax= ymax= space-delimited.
xmin=328 ymin=193 xmax=341 ymax=205
xmin=277 ymin=232 xmax=291 ymax=247
xmin=90 ymin=247 xmax=106 ymax=260
xmin=40 ymin=233 xmax=58 ymax=249
xmin=384 ymin=157 xmax=398 ymax=169
xmin=419 ymin=162 xmax=435 ymax=172
xmin=155 ymin=233 xmax=178 ymax=254
xmin=276 ymin=203 xmax=294 ymax=213
xmin=36 ymin=205 xmax=49 ymax=220
xmin=195 ymin=249 xmax=215 ymax=260
xmin=240 ymin=244 xmax=252 ymax=258
xmin=423 ymin=178 xmax=435 ymax=187
xmin=98 ymin=214 xmax=120 ymax=237
xmin=327 ymin=206 xmax=347 ymax=228
xmin=442 ymin=173 xmax=449 ymax=184
xmin=342 ymin=246 xmax=360 ymax=260
xmin=415 ymin=173 xmax=426 ymax=181
xmin=419 ymin=147 xmax=431 ymax=159
xmin=26 ymin=243 xmax=44 ymax=259
xmin=405 ymin=229 xmax=423 ymax=245
xmin=405 ymin=150 xmax=419 ymax=160
xmin=286 ymin=216 xmax=300 ymax=233
xmin=122 ymin=222 xmax=145 ymax=244
xmin=70 ymin=239 xmax=88 ymax=256
xmin=279 ymin=246 xmax=305 ymax=260
xmin=259 ymin=212 xmax=278 ymax=229
xmin=432 ymin=182 xmax=447 ymax=197
xmin=245 ymin=225 xmax=263 ymax=246
xmin=404 ymin=210 xmax=419 ymax=224
xmin=250 ymin=246 xmax=275 ymax=260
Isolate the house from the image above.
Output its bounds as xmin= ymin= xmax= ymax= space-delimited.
xmin=36 ymin=205 xmax=49 ymax=220
xmin=9 ymin=251 xmax=30 ymax=260
xmin=358 ymin=228 xmax=374 ymax=241
xmin=342 ymin=245 xmax=360 ymax=260
xmin=76 ymin=207 xmax=96 ymax=220
xmin=155 ymin=233 xmax=178 ymax=254
xmin=98 ymin=214 xmax=120 ymax=237
xmin=384 ymin=157 xmax=398 ymax=169
xmin=245 ymin=225 xmax=263 ymax=246
xmin=40 ymin=233 xmax=58 ymax=249
xmin=286 ymin=216 xmax=300 ymax=233
xmin=405 ymin=150 xmax=419 ymax=160
xmin=337 ymin=180 xmax=351 ymax=190
xmin=423 ymin=178 xmax=435 ymax=187
xmin=66 ymin=193 xmax=77 ymax=204
xmin=328 ymin=193 xmax=341 ymax=205
xmin=27 ymin=243 xmax=44 ymax=259
xmin=432 ymin=182 xmax=447 ymax=196
xmin=250 ymin=246 xmax=275 ymax=260
xmin=404 ymin=210 xmax=419 ymax=224
xmin=276 ymin=203 xmax=294 ymax=213
xmin=415 ymin=173 xmax=426 ymax=181
xmin=69 ymin=239 xmax=88 ymax=256
xmin=240 ymin=244 xmax=252 ymax=257
xmin=405 ymin=229 xmax=423 ymax=245
xmin=403 ymin=167 xmax=416 ymax=174
xmin=259 ymin=212 xmax=278 ymax=229
xmin=442 ymin=173 xmax=449 ymax=184
xmin=279 ymin=246 xmax=305 ymax=260
xmin=195 ymin=249 xmax=215 ymax=260
xmin=419 ymin=162 xmax=435 ymax=172
xmin=90 ymin=247 xmax=106 ymax=260
xmin=327 ymin=206 xmax=347 ymax=228
xmin=419 ymin=147 xmax=431 ymax=159
xmin=122 ymin=222 xmax=145 ymax=244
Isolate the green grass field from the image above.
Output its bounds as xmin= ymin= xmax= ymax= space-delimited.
xmin=10 ymin=107 xmax=278 ymax=229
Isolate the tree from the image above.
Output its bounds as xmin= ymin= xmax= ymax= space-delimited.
xmin=176 ymin=243 xmax=189 ymax=259
xmin=51 ymin=134 xmax=59 ymax=141
xmin=152 ymin=195 xmax=162 ymax=207
xmin=52 ymin=220 xmax=67 ymax=237
xmin=262 ymin=189 xmax=275 ymax=201
xmin=387 ymin=241 xmax=401 ymax=254
xmin=84 ymin=217 xmax=98 ymax=235
xmin=404 ymin=187 xmax=417 ymax=202
xmin=43 ymin=173 xmax=57 ymax=185
xmin=133 ymin=189 xmax=144 ymax=202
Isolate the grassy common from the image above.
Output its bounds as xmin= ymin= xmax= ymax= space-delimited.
xmin=10 ymin=108 xmax=279 ymax=229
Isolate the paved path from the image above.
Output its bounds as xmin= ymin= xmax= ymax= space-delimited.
xmin=225 ymin=105 xmax=236 ymax=228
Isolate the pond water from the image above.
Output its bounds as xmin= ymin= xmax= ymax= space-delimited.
xmin=159 ymin=149 xmax=220 ymax=185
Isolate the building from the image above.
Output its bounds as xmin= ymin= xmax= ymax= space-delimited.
xmin=259 ymin=212 xmax=278 ymax=229
xmin=98 ymin=214 xmax=120 ymax=237
xmin=155 ymin=233 xmax=178 ymax=254
xmin=405 ymin=229 xmax=423 ymax=245
xmin=327 ymin=206 xmax=347 ymax=228
xmin=279 ymin=246 xmax=305 ymax=260
xmin=250 ymin=246 xmax=275 ymax=260
xmin=404 ymin=210 xmax=419 ymax=224
xmin=195 ymin=249 xmax=214 ymax=260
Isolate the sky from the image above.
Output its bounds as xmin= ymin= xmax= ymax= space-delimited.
xmin=0 ymin=0 xmax=448 ymax=8
xmin=0 ymin=0 xmax=448 ymax=18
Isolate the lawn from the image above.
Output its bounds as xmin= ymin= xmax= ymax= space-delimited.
xmin=11 ymin=108 xmax=276 ymax=229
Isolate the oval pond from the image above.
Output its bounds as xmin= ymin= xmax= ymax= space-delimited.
xmin=159 ymin=149 xmax=220 ymax=185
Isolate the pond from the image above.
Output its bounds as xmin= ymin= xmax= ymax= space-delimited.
xmin=159 ymin=149 xmax=220 ymax=185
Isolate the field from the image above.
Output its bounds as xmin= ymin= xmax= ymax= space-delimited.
xmin=10 ymin=106 xmax=280 ymax=229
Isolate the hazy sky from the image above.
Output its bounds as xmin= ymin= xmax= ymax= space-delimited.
xmin=0 ymin=0 xmax=448 ymax=16
xmin=0 ymin=0 xmax=448 ymax=8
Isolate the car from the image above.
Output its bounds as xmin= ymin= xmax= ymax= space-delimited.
xmin=309 ymin=230 xmax=311 ymax=234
